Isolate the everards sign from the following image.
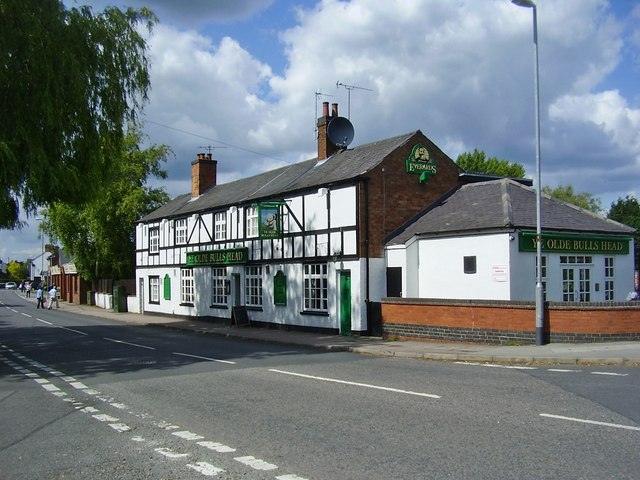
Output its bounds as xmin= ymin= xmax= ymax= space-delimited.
xmin=406 ymin=144 xmax=437 ymax=184
xmin=186 ymin=247 xmax=248 ymax=266
xmin=519 ymin=232 xmax=630 ymax=255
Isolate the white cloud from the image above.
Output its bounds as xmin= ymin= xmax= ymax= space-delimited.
xmin=6 ymin=0 xmax=639 ymax=261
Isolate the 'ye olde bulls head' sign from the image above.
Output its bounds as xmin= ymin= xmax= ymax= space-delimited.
xmin=406 ymin=144 xmax=437 ymax=184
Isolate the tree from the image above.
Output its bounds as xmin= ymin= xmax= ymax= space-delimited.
xmin=542 ymin=185 xmax=602 ymax=214
xmin=0 ymin=0 xmax=157 ymax=229
xmin=7 ymin=260 xmax=28 ymax=281
xmin=608 ymin=195 xmax=640 ymax=271
xmin=42 ymin=127 xmax=171 ymax=281
xmin=456 ymin=149 xmax=526 ymax=178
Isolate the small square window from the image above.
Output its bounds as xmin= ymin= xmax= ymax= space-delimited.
xmin=463 ymin=256 xmax=477 ymax=274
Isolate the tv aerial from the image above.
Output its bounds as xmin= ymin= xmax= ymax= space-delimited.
xmin=314 ymin=90 xmax=334 ymax=138
xmin=336 ymin=81 xmax=373 ymax=119
xmin=198 ymin=145 xmax=227 ymax=155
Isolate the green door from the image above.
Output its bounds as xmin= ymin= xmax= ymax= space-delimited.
xmin=339 ymin=271 xmax=351 ymax=335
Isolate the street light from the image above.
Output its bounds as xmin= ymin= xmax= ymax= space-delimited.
xmin=35 ymin=217 xmax=45 ymax=284
xmin=511 ymin=0 xmax=544 ymax=345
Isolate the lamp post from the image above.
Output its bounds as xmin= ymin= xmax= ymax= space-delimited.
xmin=35 ymin=217 xmax=45 ymax=284
xmin=511 ymin=0 xmax=544 ymax=345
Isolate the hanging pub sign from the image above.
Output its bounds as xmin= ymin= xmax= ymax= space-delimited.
xmin=258 ymin=202 xmax=283 ymax=239
xmin=406 ymin=144 xmax=438 ymax=184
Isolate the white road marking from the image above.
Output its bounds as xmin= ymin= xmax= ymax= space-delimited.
xmin=110 ymin=403 xmax=128 ymax=410
xmin=540 ymin=413 xmax=640 ymax=431
xmin=93 ymin=414 xmax=120 ymax=422
xmin=81 ymin=406 xmax=100 ymax=414
xmin=42 ymin=384 xmax=61 ymax=392
xmin=197 ymin=441 xmax=236 ymax=453
xmin=547 ymin=369 xmax=580 ymax=373
xmin=172 ymin=352 xmax=236 ymax=365
xmin=591 ymin=371 xmax=629 ymax=377
xmin=155 ymin=447 xmax=190 ymax=459
xmin=21 ymin=312 xmax=32 ymax=318
xmin=482 ymin=364 xmax=537 ymax=370
xmin=58 ymin=326 xmax=88 ymax=335
xmin=104 ymin=337 xmax=156 ymax=350
xmin=234 ymin=455 xmax=278 ymax=471
xmin=173 ymin=430 xmax=205 ymax=441
xmin=109 ymin=423 xmax=131 ymax=433
xmin=187 ymin=462 xmax=225 ymax=476
xmin=276 ymin=475 xmax=309 ymax=480
xmin=37 ymin=318 xmax=52 ymax=325
xmin=70 ymin=381 xmax=89 ymax=389
xmin=269 ymin=369 xmax=441 ymax=399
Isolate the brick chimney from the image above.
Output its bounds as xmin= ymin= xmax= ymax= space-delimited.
xmin=317 ymin=102 xmax=340 ymax=160
xmin=191 ymin=152 xmax=217 ymax=198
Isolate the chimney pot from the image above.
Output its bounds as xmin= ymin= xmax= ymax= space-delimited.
xmin=331 ymin=103 xmax=338 ymax=117
xmin=322 ymin=101 xmax=329 ymax=117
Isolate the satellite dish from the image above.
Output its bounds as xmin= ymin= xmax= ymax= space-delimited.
xmin=327 ymin=116 xmax=354 ymax=148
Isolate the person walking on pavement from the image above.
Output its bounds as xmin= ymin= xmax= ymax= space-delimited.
xmin=36 ymin=285 xmax=43 ymax=309
xmin=48 ymin=285 xmax=59 ymax=310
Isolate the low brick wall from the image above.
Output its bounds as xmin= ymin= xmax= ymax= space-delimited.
xmin=381 ymin=298 xmax=640 ymax=344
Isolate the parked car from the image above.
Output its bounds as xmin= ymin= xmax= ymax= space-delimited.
xmin=5 ymin=282 xmax=17 ymax=289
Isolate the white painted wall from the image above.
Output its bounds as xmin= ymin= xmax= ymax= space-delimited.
xmin=417 ymin=233 xmax=512 ymax=300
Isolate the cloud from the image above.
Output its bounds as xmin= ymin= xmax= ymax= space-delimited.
xmin=7 ymin=0 xmax=638 ymax=261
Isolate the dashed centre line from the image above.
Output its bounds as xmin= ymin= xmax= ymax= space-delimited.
xmin=540 ymin=413 xmax=640 ymax=432
xmin=103 ymin=337 xmax=156 ymax=350
xmin=172 ymin=351 xmax=236 ymax=365
xmin=269 ymin=368 xmax=441 ymax=399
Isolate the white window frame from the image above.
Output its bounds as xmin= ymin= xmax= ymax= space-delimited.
xmin=149 ymin=227 xmax=160 ymax=254
xmin=181 ymin=268 xmax=194 ymax=304
xmin=604 ymin=256 xmax=614 ymax=301
xmin=304 ymin=263 xmax=328 ymax=312
xmin=149 ymin=276 xmax=160 ymax=303
xmin=175 ymin=218 xmax=188 ymax=245
xmin=246 ymin=207 xmax=258 ymax=238
xmin=245 ymin=266 xmax=263 ymax=307
xmin=215 ymin=212 xmax=227 ymax=241
xmin=211 ymin=267 xmax=227 ymax=306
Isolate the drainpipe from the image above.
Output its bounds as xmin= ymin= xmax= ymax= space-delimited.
xmin=363 ymin=178 xmax=371 ymax=334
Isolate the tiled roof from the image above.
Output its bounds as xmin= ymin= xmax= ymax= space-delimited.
xmin=388 ymin=178 xmax=635 ymax=244
xmin=140 ymin=131 xmax=419 ymax=222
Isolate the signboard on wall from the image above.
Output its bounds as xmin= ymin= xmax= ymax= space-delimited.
xmin=258 ymin=202 xmax=282 ymax=239
xmin=519 ymin=232 xmax=631 ymax=255
xmin=405 ymin=144 xmax=438 ymax=184
xmin=186 ymin=247 xmax=249 ymax=266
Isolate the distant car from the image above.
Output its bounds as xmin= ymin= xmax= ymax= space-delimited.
xmin=5 ymin=282 xmax=17 ymax=289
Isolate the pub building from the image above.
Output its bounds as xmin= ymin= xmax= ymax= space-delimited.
xmin=135 ymin=102 xmax=635 ymax=335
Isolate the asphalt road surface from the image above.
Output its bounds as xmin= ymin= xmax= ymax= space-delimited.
xmin=1 ymin=290 xmax=639 ymax=479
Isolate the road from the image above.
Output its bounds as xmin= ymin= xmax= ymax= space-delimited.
xmin=1 ymin=290 xmax=639 ymax=479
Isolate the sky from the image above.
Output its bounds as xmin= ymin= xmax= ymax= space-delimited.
xmin=2 ymin=0 xmax=639 ymax=265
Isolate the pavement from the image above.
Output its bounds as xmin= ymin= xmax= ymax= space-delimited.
xmin=14 ymin=293 xmax=640 ymax=366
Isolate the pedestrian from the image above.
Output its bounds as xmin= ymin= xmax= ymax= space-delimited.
xmin=48 ymin=285 xmax=59 ymax=310
xmin=36 ymin=285 xmax=43 ymax=309
xmin=26 ymin=282 xmax=31 ymax=298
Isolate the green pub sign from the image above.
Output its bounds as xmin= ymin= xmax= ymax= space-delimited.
xmin=406 ymin=143 xmax=437 ymax=184
xmin=186 ymin=247 xmax=249 ymax=266
xmin=519 ymin=232 xmax=630 ymax=255
xmin=258 ymin=202 xmax=283 ymax=239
